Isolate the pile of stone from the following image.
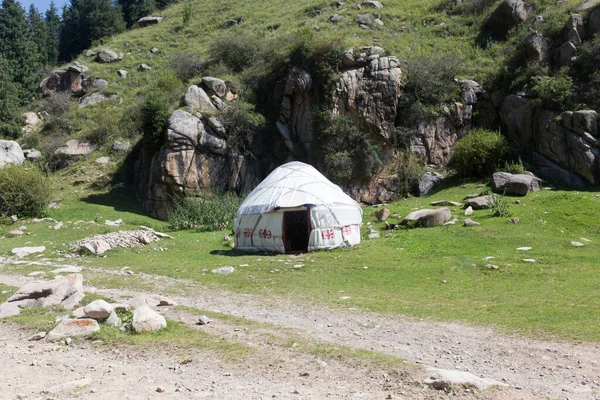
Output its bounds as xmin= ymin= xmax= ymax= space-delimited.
xmin=71 ymin=229 xmax=169 ymax=254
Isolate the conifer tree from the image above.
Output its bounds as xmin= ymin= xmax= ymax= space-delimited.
xmin=118 ymin=0 xmax=155 ymax=28
xmin=45 ymin=1 xmax=60 ymax=66
xmin=28 ymin=4 xmax=48 ymax=65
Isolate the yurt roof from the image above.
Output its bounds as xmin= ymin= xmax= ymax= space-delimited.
xmin=236 ymin=161 xmax=360 ymax=216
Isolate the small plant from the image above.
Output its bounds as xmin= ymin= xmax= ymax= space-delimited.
xmin=0 ymin=165 xmax=51 ymax=218
xmin=168 ymin=190 xmax=242 ymax=231
xmin=450 ymin=128 xmax=508 ymax=177
xmin=182 ymin=1 xmax=194 ymax=26
xmin=170 ymin=54 xmax=206 ymax=81
xmin=488 ymin=193 xmax=512 ymax=217
xmin=497 ymin=157 xmax=524 ymax=175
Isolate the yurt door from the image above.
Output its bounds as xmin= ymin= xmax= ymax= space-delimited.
xmin=283 ymin=210 xmax=311 ymax=253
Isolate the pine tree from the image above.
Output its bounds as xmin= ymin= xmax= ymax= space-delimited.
xmin=0 ymin=57 xmax=23 ymax=139
xmin=59 ymin=0 xmax=125 ymax=61
xmin=118 ymin=0 xmax=156 ymax=28
xmin=45 ymin=1 xmax=60 ymax=66
xmin=28 ymin=4 xmax=48 ymax=65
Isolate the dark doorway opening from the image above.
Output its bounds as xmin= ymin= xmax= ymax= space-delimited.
xmin=283 ymin=210 xmax=310 ymax=253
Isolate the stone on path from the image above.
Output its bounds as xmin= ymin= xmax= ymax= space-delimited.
xmin=83 ymin=299 xmax=114 ymax=320
xmin=28 ymin=331 xmax=47 ymax=341
xmin=517 ymin=247 xmax=532 ymax=251
xmin=0 ymin=302 xmax=21 ymax=318
xmin=424 ymin=367 xmax=507 ymax=391
xmin=46 ymin=318 xmax=100 ymax=341
xmin=81 ymin=239 xmax=111 ymax=255
xmin=51 ymin=266 xmax=82 ymax=274
xmin=47 ymin=378 xmax=93 ymax=394
xmin=132 ymin=305 xmax=167 ymax=333
xmin=571 ymin=241 xmax=584 ymax=247
xmin=127 ymin=295 xmax=177 ymax=309
xmin=6 ymin=274 xmax=84 ymax=310
xmin=212 ymin=266 xmax=235 ymax=275
xmin=11 ymin=246 xmax=45 ymax=257
xmin=53 ymin=221 xmax=63 ymax=230
xmin=197 ymin=315 xmax=210 ymax=325
xmin=523 ymin=258 xmax=536 ymax=262
xmin=6 ymin=230 xmax=24 ymax=237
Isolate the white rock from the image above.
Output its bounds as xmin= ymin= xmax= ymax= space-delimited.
xmin=46 ymin=318 xmax=100 ymax=341
xmin=132 ymin=305 xmax=167 ymax=333
xmin=95 ymin=156 xmax=110 ymax=164
xmin=127 ymin=295 xmax=177 ymax=309
xmin=522 ymin=258 xmax=537 ymax=262
xmin=197 ymin=315 xmax=210 ymax=325
xmin=106 ymin=311 xmax=122 ymax=328
xmin=11 ymin=246 xmax=46 ymax=257
xmin=28 ymin=331 xmax=47 ymax=341
xmin=423 ymin=367 xmax=507 ymax=390
xmin=81 ymin=239 xmax=111 ymax=255
xmin=72 ymin=306 xmax=86 ymax=318
xmin=464 ymin=206 xmax=473 ymax=216
xmin=571 ymin=241 xmax=584 ymax=247
xmin=83 ymin=299 xmax=113 ymax=320
xmin=47 ymin=378 xmax=93 ymax=394
xmin=7 ymin=274 xmax=84 ymax=310
xmin=212 ymin=266 xmax=235 ymax=275
xmin=516 ymin=247 xmax=532 ymax=251
xmin=51 ymin=266 xmax=82 ymax=274
xmin=0 ymin=302 xmax=21 ymax=318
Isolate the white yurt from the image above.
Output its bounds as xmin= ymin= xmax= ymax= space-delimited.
xmin=234 ymin=161 xmax=362 ymax=253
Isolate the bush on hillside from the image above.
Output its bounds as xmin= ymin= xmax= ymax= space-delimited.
xmin=496 ymin=157 xmax=524 ymax=174
xmin=317 ymin=114 xmax=382 ymax=184
xmin=168 ymin=190 xmax=242 ymax=231
xmin=209 ymin=33 xmax=259 ymax=73
xmin=572 ymin=36 xmax=600 ymax=111
xmin=450 ymin=128 xmax=508 ymax=177
xmin=140 ymin=74 xmax=184 ymax=152
xmin=532 ymin=70 xmax=573 ymax=111
xmin=393 ymin=150 xmax=426 ymax=196
xmin=170 ymin=54 xmax=206 ymax=81
xmin=0 ymin=165 xmax=51 ymax=218
xmin=220 ymin=101 xmax=265 ymax=154
xmin=401 ymin=55 xmax=463 ymax=106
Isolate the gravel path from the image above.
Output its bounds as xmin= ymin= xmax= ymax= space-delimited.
xmin=1 ymin=260 xmax=599 ymax=399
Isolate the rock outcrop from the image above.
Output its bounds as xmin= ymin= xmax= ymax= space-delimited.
xmin=128 ymin=108 xmax=260 ymax=220
xmin=40 ymin=63 xmax=92 ymax=96
xmin=500 ymin=95 xmax=600 ymax=184
xmin=486 ymin=0 xmax=533 ymax=37
xmin=96 ymin=49 xmax=123 ymax=63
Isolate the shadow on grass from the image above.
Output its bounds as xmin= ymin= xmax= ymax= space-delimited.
xmin=81 ymin=186 xmax=149 ymax=216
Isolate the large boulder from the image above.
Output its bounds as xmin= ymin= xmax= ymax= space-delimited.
xmin=40 ymin=64 xmax=92 ymax=96
xmin=182 ymin=85 xmax=217 ymax=111
xmin=565 ymin=14 xmax=585 ymax=43
xmin=402 ymin=208 xmax=451 ymax=227
xmin=96 ymin=49 xmax=123 ymax=63
xmin=132 ymin=305 xmax=167 ymax=332
xmin=0 ymin=140 xmax=25 ymax=168
xmin=523 ymin=33 xmax=550 ymax=62
xmin=83 ymin=299 xmax=114 ymax=320
xmin=415 ymin=172 xmax=445 ymax=196
xmin=4 ymin=274 xmax=84 ymax=314
xmin=46 ymin=318 xmax=100 ymax=341
xmin=486 ymin=0 xmax=533 ymax=36
xmin=54 ymin=139 xmax=94 ymax=160
xmin=78 ymin=91 xmax=118 ymax=107
xmin=202 ymin=77 xmax=227 ymax=98
xmin=491 ymin=172 xmax=541 ymax=196
xmin=466 ymin=195 xmax=493 ymax=209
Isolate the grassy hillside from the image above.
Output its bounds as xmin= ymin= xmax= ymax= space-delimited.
xmin=23 ymin=0 xmax=589 ymax=160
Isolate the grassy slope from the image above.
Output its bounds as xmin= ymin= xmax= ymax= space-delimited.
xmin=1 ymin=162 xmax=599 ymax=341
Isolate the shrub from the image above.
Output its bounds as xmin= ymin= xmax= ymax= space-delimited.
xmin=450 ymin=128 xmax=508 ymax=177
xmin=209 ymin=33 xmax=259 ymax=73
xmin=390 ymin=150 xmax=426 ymax=197
xmin=317 ymin=114 xmax=382 ymax=184
xmin=170 ymin=54 xmax=206 ymax=81
xmin=0 ymin=165 xmax=51 ymax=218
xmin=400 ymin=55 xmax=463 ymax=107
xmin=532 ymin=70 xmax=573 ymax=110
xmin=182 ymin=0 xmax=193 ymax=26
xmin=140 ymin=74 xmax=184 ymax=152
xmin=168 ymin=190 xmax=242 ymax=231
xmin=488 ymin=194 xmax=512 ymax=217
xmin=496 ymin=157 xmax=524 ymax=174
xmin=220 ymin=101 xmax=265 ymax=154
xmin=571 ymin=36 xmax=600 ymax=110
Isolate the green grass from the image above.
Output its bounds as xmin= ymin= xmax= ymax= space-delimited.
xmin=3 ymin=168 xmax=599 ymax=341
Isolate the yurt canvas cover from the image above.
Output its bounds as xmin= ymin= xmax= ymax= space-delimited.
xmin=234 ymin=162 xmax=362 ymax=253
